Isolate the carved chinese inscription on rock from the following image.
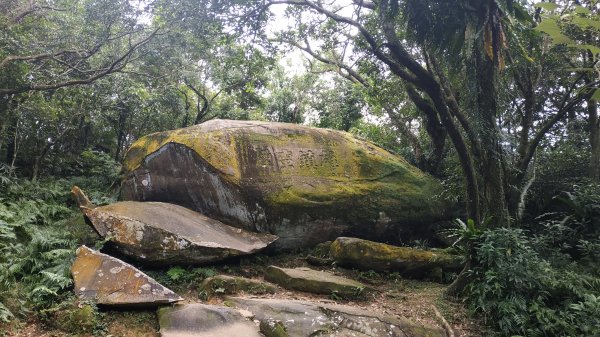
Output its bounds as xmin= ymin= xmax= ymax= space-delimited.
xmin=274 ymin=149 xmax=294 ymax=170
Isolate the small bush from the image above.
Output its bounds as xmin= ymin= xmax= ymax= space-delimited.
xmin=466 ymin=228 xmax=600 ymax=337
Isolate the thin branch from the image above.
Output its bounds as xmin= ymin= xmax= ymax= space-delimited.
xmin=0 ymin=28 xmax=159 ymax=95
xmin=268 ymin=0 xmax=422 ymax=86
xmin=0 ymin=50 xmax=85 ymax=69
xmin=284 ymin=38 xmax=369 ymax=86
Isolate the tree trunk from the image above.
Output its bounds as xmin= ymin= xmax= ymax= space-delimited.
xmin=474 ymin=41 xmax=508 ymax=227
xmin=31 ymin=155 xmax=42 ymax=181
xmin=588 ymin=98 xmax=600 ymax=181
xmin=0 ymin=97 xmax=9 ymax=158
xmin=5 ymin=117 xmax=17 ymax=166
xmin=114 ymin=103 xmax=128 ymax=161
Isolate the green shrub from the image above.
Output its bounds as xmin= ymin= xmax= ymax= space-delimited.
xmin=0 ymin=155 xmax=117 ymax=323
xmin=466 ymin=228 xmax=600 ymax=337
xmin=41 ymin=299 xmax=100 ymax=334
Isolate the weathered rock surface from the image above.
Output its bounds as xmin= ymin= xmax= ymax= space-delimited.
xmin=330 ymin=237 xmax=463 ymax=278
xmin=71 ymin=246 xmax=182 ymax=306
xmin=264 ymin=266 xmax=371 ymax=298
xmin=120 ymin=119 xmax=449 ymax=250
xmin=229 ymin=297 xmax=445 ymax=337
xmin=200 ymin=275 xmax=276 ymax=297
xmin=81 ymin=200 xmax=278 ymax=265
xmin=157 ymin=303 xmax=262 ymax=337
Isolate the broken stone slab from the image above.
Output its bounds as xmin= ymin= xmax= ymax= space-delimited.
xmin=264 ymin=265 xmax=372 ymax=299
xmin=157 ymin=303 xmax=262 ymax=337
xmin=330 ymin=237 xmax=463 ymax=278
xmin=72 ymin=186 xmax=278 ymax=265
xmin=228 ymin=297 xmax=446 ymax=337
xmin=200 ymin=275 xmax=276 ymax=298
xmin=120 ymin=119 xmax=452 ymax=251
xmin=71 ymin=246 xmax=182 ymax=306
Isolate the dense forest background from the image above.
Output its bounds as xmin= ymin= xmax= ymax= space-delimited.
xmin=0 ymin=0 xmax=599 ymax=336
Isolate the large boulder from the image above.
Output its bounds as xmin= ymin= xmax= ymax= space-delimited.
xmin=330 ymin=237 xmax=463 ymax=278
xmin=76 ymin=193 xmax=277 ymax=265
xmin=71 ymin=246 xmax=182 ymax=306
xmin=121 ymin=120 xmax=449 ymax=250
xmin=228 ymin=297 xmax=445 ymax=337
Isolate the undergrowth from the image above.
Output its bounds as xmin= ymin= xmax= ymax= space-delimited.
xmin=0 ymin=150 xmax=119 ymax=327
xmin=465 ymin=184 xmax=600 ymax=337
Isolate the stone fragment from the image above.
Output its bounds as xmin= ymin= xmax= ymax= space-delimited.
xmin=229 ymin=297 xmax=445 ymax=337
xmin=330 ymin=237 xmax=463 ymax=278
xmin=71 ymin=246 xmax=181 ymax=306
xmin=157 ymin=303 xmax=261 ymax=337
xmin=199 ymin=275 xmax=276 ymax=297
xmin=81 ymin=200 xmax=278 ymax=265
xmin=264 ymin=266 xmax=371 ymax=298
xmin=121 ymin=119 xmax=451 ymax=250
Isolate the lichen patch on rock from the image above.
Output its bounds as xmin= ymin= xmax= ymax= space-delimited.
xmin=71 ymin=246 xmax=182 ymax=306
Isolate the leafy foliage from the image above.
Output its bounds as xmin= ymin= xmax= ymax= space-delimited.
xmin=465 ymin=188 xmax=600 ymax=336
xmin=0 ymin=151 xmax=118 ymax=323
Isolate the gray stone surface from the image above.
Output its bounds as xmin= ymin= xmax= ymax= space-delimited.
xmin=81 ymin=201 xmax=278 ymax=265
xmin=229 ymin=297 xmax=446 ymax=337
xmin=200 ymin=275 xmax=276 ymax=297
xmin=71 ymin=246 xmax=182 ymax=307
xmin=264 ymin=266 xmax=371 ymax=298
xmin=157 ymin=303 xmax=261 ymax=337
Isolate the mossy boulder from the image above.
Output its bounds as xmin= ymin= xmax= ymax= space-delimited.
xmin=264 ymin=265 xmax=372 ymax=299
xmin=200 ymin=275 xmax=276 ymax=297
xmin=330 ymin=237 xmax=463 ymax=278
xmin=121 ymin=119 xmax=450 ymax=250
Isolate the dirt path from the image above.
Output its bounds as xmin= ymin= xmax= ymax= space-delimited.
xmin=1 ymin=253 xmax=483 ymax=337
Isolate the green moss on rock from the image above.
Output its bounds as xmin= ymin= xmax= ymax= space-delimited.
xmin=330 ymin=237 xmax=463 ymax=279
xmin=200 ymin=275 xmax=276 ymax=297
xmin=121 ymin=120 xmax=452 ymax=250
xmin=264 ymin=266 xmax=372 ymax=299
xmin=260 ymin=320 xmax=289 ymax=337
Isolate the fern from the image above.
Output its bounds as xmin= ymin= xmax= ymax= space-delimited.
xmin=0 ymin=301 xmax=14 ymax=323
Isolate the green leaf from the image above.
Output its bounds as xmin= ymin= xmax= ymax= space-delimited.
xmin=573 ymin=6 xmax=591 ymax=15
xmin=566 ymin=44 xmax=600 ymax=55
xmin=591 ymin=89 xmax=600 ymax=103
xmin=534 ymin=2 xmax=559 ymax=11
xmin=535 ymin=19 xmax=574 ymax=45
xmin=572 ymin=17 xmax=600 ymax=30
xmin=562 ymin=67 xmax=596 ymax=73
xmin=167 ymin=266 xmax=187 ymax=281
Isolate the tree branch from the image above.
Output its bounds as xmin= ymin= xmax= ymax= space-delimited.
xmin=0 ymin=28 xmax=159 ymax=95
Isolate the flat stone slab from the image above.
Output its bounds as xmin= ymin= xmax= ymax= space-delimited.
xmin=157 ymin=303 xmax=261 ymax=337
xmin=264 ymin=266 xmax=371 ymax=298
xmin=200 ymin=275 xmax=276 ymax=297
xmin=81 ymin=200 xmax=278 ymax=265
xmin=229 ymin=297 xmax=445 ymax=337
xmin=71 ymin=246 xmax=182 ymax=306
xmin=330 ymin=237 xmax=463 ymax=278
